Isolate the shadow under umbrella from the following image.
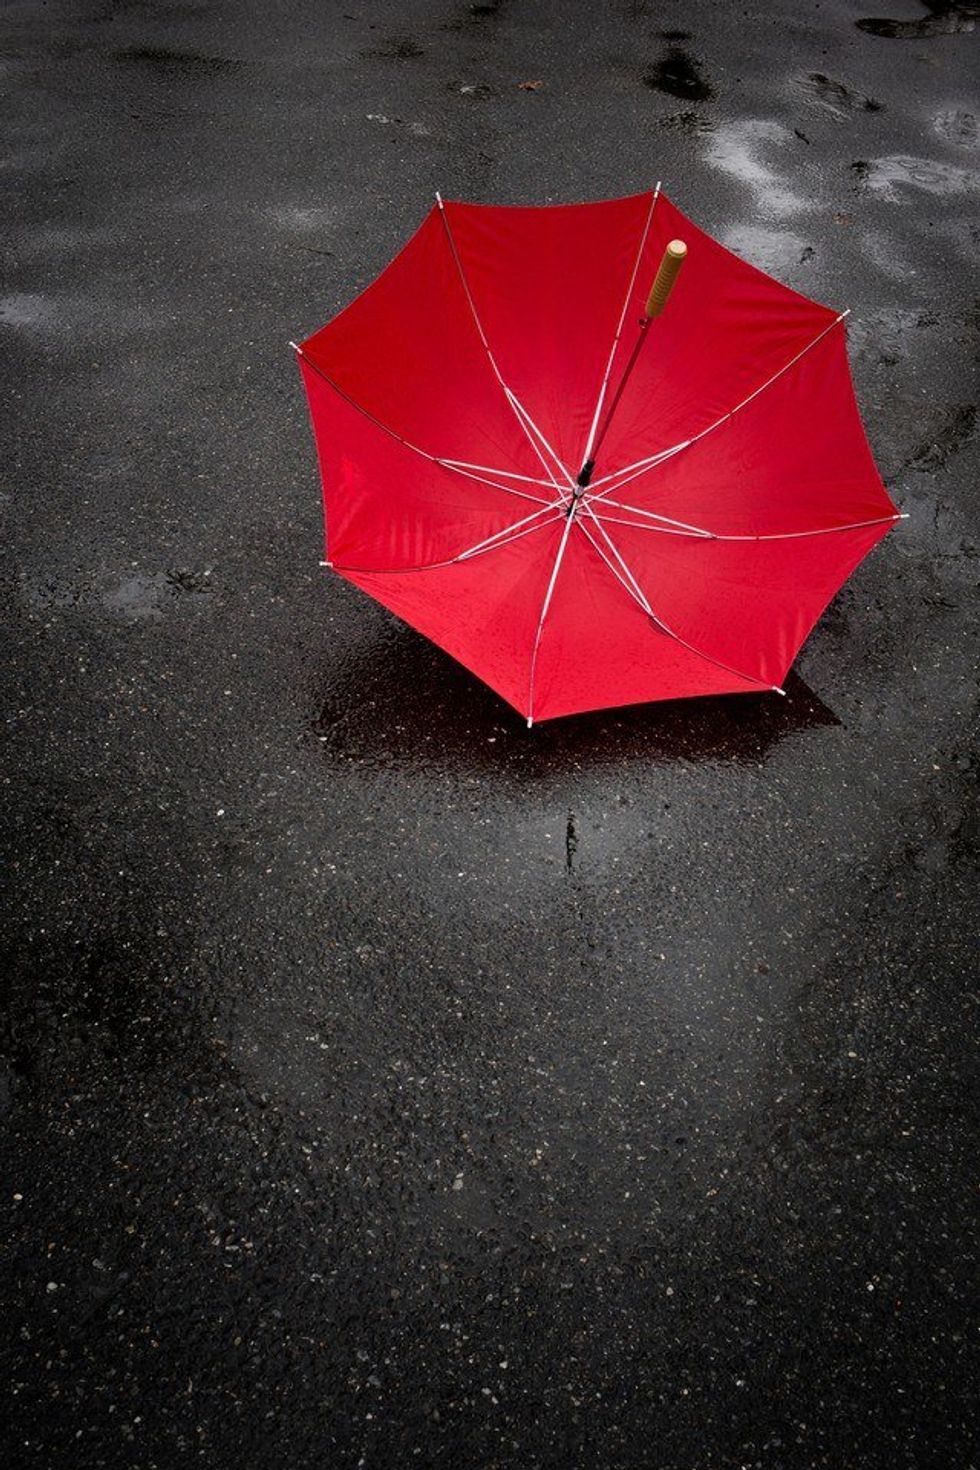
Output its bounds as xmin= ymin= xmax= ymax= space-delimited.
xmin=310 ymin=619 xmax=839 ymax=778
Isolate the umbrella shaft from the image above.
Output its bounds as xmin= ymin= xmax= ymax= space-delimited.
xmin=578 ymin=318 xmax=651 ymax=486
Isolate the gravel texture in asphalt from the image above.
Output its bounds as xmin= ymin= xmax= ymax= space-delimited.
xmin=2 ymin=2 xmax=978 ymax=1467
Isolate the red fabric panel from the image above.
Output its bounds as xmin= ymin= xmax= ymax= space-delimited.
xmin=599 ymin=193 xmax=838 ymax=478
xmin=530 ymin=528 xmax=749 ymax=721
xmin=300 ymin=207 xmax=545 ymax=477
xmin=339 ymin=522 xmax=562 ymax=717
xmin=580 ymin=516 xmax=893 ymax=691
xmin=300 ymin=358 xmax=558 ymax=570
xmin=592 ymin=325 xmax=897 ymax=535
xmin=441 ymin=193 xmax=655 ymax=471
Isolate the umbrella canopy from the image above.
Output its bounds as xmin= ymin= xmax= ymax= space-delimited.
xmin=294 ymin=189 xmax=901 ymax=724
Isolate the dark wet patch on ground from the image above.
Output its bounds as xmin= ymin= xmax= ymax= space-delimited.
xmin=361 ymin=37 xmax=426 ymax=60
xmin=658 ymin=108 xmax=714 ymax=133
xmin=312 ymin=632 xmax=836 ymax=777
xmin=443 ymin=0 xmax=506 ymax=28
xmin=857 ymin=1 xmax=978 ymax=38
xmin=905 ymin=404 xmax=978 ymax=470
xmin=796 ymin=72 xmax=884 ymax=118
xmin=643 ymin=46 xmax=715 ymax=103
xmin=112 ymin=46 xmax=242 ymax=75
xmin=847 ymin=305 xmax=946 ymax=395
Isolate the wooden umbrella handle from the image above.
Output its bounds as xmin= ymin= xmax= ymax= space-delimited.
xmin=644 ymin=239 xmax=687 ymax=319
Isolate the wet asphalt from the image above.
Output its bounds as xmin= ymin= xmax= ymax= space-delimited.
xmin=2 ymin=1 xmax=979 ymax=1467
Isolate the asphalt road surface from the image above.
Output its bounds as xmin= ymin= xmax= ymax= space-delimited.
xmin=2 ymin=2 xmax=978 ymax=1467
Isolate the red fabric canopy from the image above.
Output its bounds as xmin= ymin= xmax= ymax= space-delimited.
xmin=296 ymin=190 xmax=899 ymax=723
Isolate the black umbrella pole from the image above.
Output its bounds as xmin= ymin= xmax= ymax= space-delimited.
xmin=577 ymin=238 xmax=688 ymax=489
xmin=577 ymin=323 xmax=649 ymax=487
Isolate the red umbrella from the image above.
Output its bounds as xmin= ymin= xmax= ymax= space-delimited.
xmin=293 ymin=188 xmax=902 ymax=725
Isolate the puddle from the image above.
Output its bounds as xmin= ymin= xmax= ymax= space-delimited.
xmin=794 ymin=72 xmax=884 ymax=118
xmin=721 ymin=224 xmax=812 ymax=275
xmin=21 ymin=569 xmax=215 ymax=620
xmin=0 ymin=293 xmax=53 ymax=329
xmin=933 ymin=108 xmax=979 ymax=147
xmin=846 ymin=304 xmax=941 ymax=369
xmin=643 ymin=47 xmax=714 ymax=102
xmin=852 ymin=153 xmax=980 ymax=198
xmin=856 ymin=2 xmax=978 ymax=38
xmin=101 ymin=573 xmax=186 ymax=621
xmin=705 ymin=120 xmax=807 ymax=218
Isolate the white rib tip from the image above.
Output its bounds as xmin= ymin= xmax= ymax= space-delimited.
xmin=899 ymin=512 xmax=910 ymax=520
xmin=839 ymin=308 xmax=852 ymax=320
xmin=319 ymin=559 xmax=332 ymax=568
xmin=288 ymin=340 xmax=301 ymax=353
xmin=772 ymin=685 xmax=787 ymax=696
xmin=435 ymin=191 xmax=444 ymax=208
xmin=526 ymin=717 xmax=534 ymax=729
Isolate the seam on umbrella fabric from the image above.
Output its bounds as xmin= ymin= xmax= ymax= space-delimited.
xmin=580 ymin=183 xmax=660 ymax=470
xmin=584 ymin=311 xmax=850 ymax=507
xmin=577 ymin=505 xmax=776 ymax=692
xmin=435 ymin=194 xmax=575 ymax=493
xmin=502 ymin=385 xmax=575 ymax=495
xmin=526 ymin=511 xmax=577 ymax=725
xmin=330 ymin=504 xmax=565 ymax=577
xmin=296 ymin=345 xmax=554 ymax=509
